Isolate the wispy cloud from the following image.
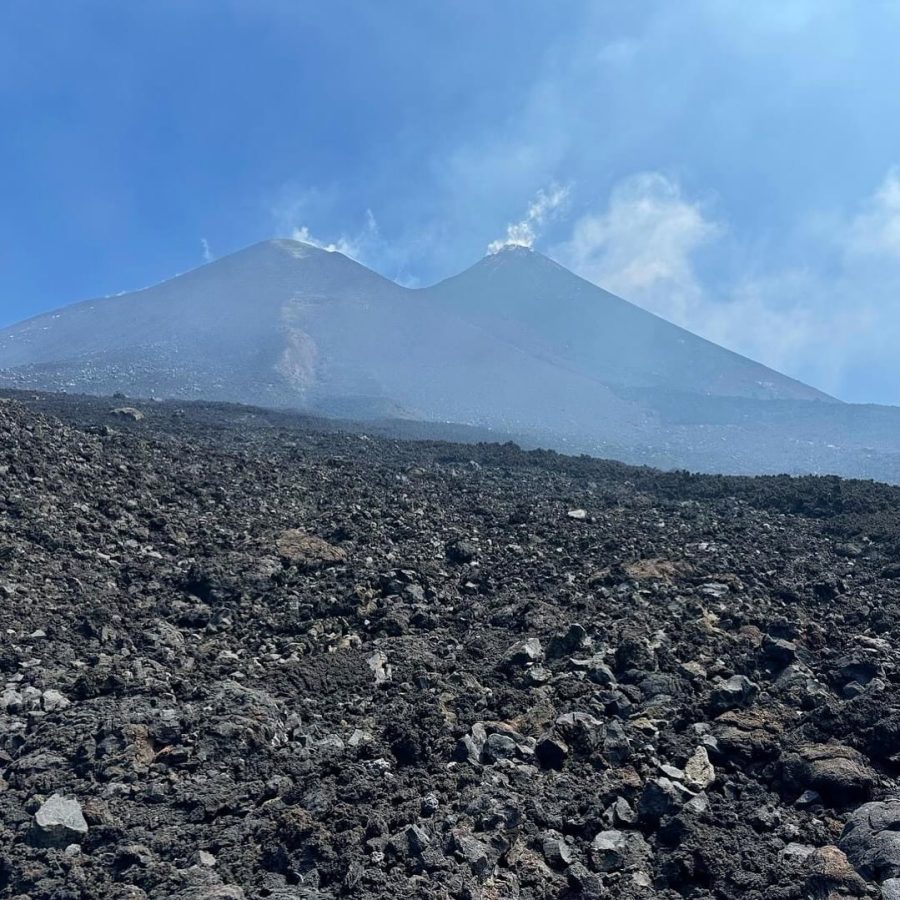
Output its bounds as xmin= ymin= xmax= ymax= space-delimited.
xmin=487 ymin=184 xmax=570 ymax=255
xmin=552 ymin=170 xmax=892 ymax=396
xmin=272 ymin=185 xmax=436 ymax=283
xmin=201 ymin=238 xmax=213 ymax=263
xmin=554 ymin=173 xmax=718 ymax=323
xmin=272 ymin=186 xmax=362 ymax=257
xmin=846 ymin=166 xmax=900 ymax=261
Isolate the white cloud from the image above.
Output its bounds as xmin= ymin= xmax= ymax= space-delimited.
xmin=201 ymin=238 xmax=213 ymax=263
xmin=555 ymin=173 xmax=718 ymax=323
xmin=846 ymin=166 xmax=900 ymax=261
xmin=487 ymin=184 xmax=570 ymax=255
xmin=552 ymin=170 xmax=885 ymax=394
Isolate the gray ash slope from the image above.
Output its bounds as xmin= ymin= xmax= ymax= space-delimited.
xmin=7 ymin=239 xmax=897 ymax=482
xmin=4 ymin=393 xmax=900 ymax=898
xmin=426 ymin=249 xmax=828 ymax=403
xmin=0 ymin=239 xmax=826 ymax=408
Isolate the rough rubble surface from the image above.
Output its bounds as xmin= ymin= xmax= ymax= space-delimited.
xmin=3 ymin=393 xmax=900 ymax=899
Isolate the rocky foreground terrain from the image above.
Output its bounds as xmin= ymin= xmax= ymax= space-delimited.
xmin=4 ymin=392 xmax=900 ymax=899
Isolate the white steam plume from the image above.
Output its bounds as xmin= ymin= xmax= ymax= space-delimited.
xmin=487 ymin=185 xmax=570 ymax=254
xmin=291 ymin=209 xmax=380 ymax=261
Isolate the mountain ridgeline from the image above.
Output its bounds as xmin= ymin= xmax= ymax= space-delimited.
xmin=2 ymin=239 xmax=898 ymax=480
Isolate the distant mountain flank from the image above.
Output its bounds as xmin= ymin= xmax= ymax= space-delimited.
xmin=4 ymin=238 xmax=899 ymax=481
xmin=0 ymin=238 xmax=829 ymax=403
xmin=427 ymin=246 xmax=832 ymax=403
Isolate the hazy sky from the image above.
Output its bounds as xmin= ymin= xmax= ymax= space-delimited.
xmin=3 ymin=1 xmax=900 ymax=403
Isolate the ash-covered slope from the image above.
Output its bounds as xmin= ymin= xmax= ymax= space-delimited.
xmin=15 ymin=238 xmax=900 ymax=479
xmin=3 ymin=394 xmax=900 ymax=899
xmin=427 ymin=247 xmax=833 ymax=402
xmin=0 ymin=240 xmax=403 ymax=408
xmin=0 ymin=239 xmax=829 ymax=430
xmin=0 ymin=240 xmax=644 ymax=440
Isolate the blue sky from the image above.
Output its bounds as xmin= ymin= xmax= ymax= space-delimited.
xmin=3 ymin=1 xmax=900 ymax=403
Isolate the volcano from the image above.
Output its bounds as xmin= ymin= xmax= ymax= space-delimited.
xmin=0 ymin=239 xmax=829 ymax=415
xmin=8 ymin=238 xmax=898 ymax=480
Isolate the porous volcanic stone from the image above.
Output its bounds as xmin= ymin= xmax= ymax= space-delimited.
xmin=32 ymin=794 xmax=88 ymax=847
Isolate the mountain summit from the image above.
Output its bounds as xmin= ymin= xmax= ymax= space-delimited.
xmin=431 ymin=246 xmax=830 ymax=403
xmin=1 ymin=238 xmax=865 ymax=474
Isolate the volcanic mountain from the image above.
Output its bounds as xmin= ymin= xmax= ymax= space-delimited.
xmin=0 ymin=238 xmax=826 ymax=410
xmin=7 ymin=238 xmax=900 ymax=479
xmin=427 ymin=248 xmax=831 ymax=403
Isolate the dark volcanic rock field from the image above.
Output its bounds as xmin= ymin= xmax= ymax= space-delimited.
xmin=3 ymin=394 xmax=900 ymax=899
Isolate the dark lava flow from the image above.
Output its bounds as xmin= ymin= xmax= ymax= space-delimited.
xmin=3 ymin=392 xmax=900 ymax=899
